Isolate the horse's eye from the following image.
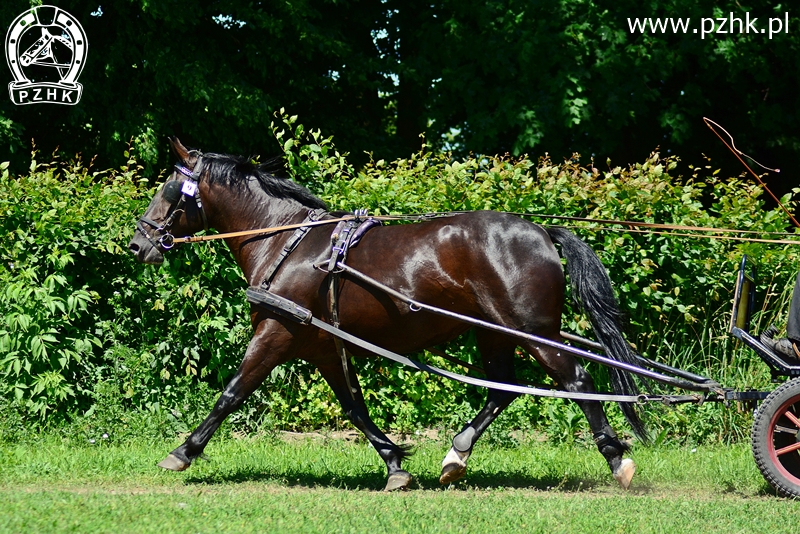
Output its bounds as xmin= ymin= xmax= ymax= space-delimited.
xmin=162 ymin=180 xmax=182 ymax=203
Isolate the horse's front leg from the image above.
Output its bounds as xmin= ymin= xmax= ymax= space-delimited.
xmin=317 ymin=359 xmax=413 ymax=491
xmin=158 ymin=320 xmax=291 ymax=471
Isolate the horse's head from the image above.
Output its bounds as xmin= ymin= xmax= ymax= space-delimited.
xmin=128 ymin=138 xmax=209 ymax=264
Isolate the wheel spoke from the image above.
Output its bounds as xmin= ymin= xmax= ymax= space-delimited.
xmin=784 ymin=409 xmax=800 ymax=429
xmin=775 ymin=441 xmax=800 ymax=457
xmin=775 ymin=425 xmax=800 ymax=435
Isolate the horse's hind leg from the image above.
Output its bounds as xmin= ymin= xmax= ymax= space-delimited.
xmin=440 ymin=332 xmax=520 ymax=484
xmin=528 ymin=341 xmax=636 ymax=489
xmin=317 ymin=360 xmax=413 ymax=491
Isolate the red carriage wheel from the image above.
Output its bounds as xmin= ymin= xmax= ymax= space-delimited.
xmin=752 ymin=377 xmax=800 ymax=498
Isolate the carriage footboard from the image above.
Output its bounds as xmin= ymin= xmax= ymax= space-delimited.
xmin=728 ymin=256 xmax=800 ymax=377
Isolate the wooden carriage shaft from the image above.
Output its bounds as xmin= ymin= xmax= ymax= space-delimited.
xmin=319 ymin=261 xmax=720 ymax=393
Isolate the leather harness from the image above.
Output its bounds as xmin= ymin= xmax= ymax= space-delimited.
xmin=249 ymin=209 xmax=381 ymax=398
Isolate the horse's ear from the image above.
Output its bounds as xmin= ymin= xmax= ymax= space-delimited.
xmin=168 ymin=137 xmax=190 ymax=163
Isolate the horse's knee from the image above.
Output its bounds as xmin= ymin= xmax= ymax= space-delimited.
xmin=215 ymin=390 xmax=240 ymax=412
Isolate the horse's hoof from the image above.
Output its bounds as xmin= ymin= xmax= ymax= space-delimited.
xmin=613 ymin=458 xmax=636 ymax=490
xmin=439 ymin=446 xmax=469 ymax=485
xmin=157 ymin=453 xmax=191 ymax=471
xmin=439 ymin=462 xmax=467 ymax=485
xmin=383 ymin=470 xmax=413 ymax=492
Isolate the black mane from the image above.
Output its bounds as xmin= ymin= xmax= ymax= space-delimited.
xmin=197 ymin=152 xmax=327 ymax=210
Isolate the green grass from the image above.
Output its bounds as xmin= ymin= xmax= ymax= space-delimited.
xmin=1 ymin=434 xmax=798 ymax=533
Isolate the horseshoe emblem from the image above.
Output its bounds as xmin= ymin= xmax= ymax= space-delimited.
xmin=5 ymin=5 xmax=88 ymax=105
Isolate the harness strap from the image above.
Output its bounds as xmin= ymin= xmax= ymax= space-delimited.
xmin=244 ymin=285 xmax=717 ymax=404
xmin=136 ymin=193 xmax=187 ymax=251
xmin=136 ymin=219 xmax=162 ymax=250
xmin=593 ymin=431 xmax=619 ymax=449
xmin=326 ymin=209 xmax=370 ymax=398
xmin=194 ymin=187 xmax=208 ymax=232
xmin=260 ymin=208 xmax=327 ymax=289
xmin=138 ymin=216 xmax=162 ymax=230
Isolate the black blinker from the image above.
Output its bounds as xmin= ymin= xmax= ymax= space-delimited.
xmin=162 ymin=180 xmax=183 ymax=203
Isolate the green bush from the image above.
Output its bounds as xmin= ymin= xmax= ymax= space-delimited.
xmin=1 ymin=115 xmax=798 ymax=445
xmin=0 ymin=149 xmax=250 ymax=427
xmin=0 ymin=153 xmax=142 ymax=418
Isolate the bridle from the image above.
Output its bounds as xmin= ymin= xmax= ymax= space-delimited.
xmin=136 ymin=156 xmax=209 ymax=253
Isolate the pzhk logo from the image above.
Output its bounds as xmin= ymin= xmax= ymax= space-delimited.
xmin=5 ymin=6 xmax=88 ymax=105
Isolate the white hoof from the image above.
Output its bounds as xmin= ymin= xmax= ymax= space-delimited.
xmin=440 ymin=447 xmax=470 ymax=485
xmin=613 ymin=458 xmax=636 ymax=490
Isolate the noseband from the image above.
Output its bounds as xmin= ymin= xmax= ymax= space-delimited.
xmin=136 ymin=157 xmax=209 ymax=253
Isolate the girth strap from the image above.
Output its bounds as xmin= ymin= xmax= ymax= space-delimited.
xmin=327 ymin=209 xmax=370 ymax=398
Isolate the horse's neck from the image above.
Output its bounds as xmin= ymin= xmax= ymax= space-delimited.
xmin=209 ymin=186 xmax=308 ymax=235
xmin=207 ymin=187 xmax=311 ymax=281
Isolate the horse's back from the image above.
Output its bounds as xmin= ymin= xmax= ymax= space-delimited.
xmin=341 ymin=211 xmax=565 ymax=344
xmin=353 ymin=211 xmax=561 ymax=283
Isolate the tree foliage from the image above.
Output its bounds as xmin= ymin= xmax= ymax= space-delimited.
xmin=1 ymin=1 xmax=798 ymax=197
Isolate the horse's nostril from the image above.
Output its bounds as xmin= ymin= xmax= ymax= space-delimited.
xmin=129 ymin=243 xmax=140 ymax=254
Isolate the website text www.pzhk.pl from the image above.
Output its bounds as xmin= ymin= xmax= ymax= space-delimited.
xmin=628 ymin=12 xmax=789 ymax=39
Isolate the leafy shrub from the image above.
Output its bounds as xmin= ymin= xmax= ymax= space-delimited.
xmin=0 ymin=149 xmax=249 ymax=426
xmin=1 ymin=114 xmax=798 ymax=445
xmin=0 ymin=153 xmax=143 ymax=417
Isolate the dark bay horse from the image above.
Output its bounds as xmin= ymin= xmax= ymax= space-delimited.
xmin=128 ymin=138 xmax=644 ymax=490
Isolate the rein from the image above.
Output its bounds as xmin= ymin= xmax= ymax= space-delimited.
xmin=524 ymin=213 xmax=800 ymax=246
xmin=170 ymin=213 xmax=451 ymax=244
xmin=173 ymin=211 xmax=800 ymax=247
xmin=146 ymin=137 xmax=800 ymax=249
xmin=173 ymin=216 xmax=357 ymax=244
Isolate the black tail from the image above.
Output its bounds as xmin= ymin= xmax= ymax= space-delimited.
xmin=546 ymin=226 xmax=648 ymax=443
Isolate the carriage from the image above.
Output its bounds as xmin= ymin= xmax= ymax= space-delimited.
xmin=129 ymin=138 xmax=800 ymax=498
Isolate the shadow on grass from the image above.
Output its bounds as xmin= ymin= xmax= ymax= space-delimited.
xmin=754 ymin=481 xmax=781 ymax=497
xmin=432 ymin=471 xmax=608 ymax=492
xmin=183 ymin=467 xmax=609 ymax=492
xmin=183 ymin=468 xmax=387 ymax=491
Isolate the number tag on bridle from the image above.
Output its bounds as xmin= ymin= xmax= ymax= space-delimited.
xmin=181 ymin=180 xmax=198 ymax=197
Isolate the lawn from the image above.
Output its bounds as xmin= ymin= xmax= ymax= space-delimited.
xmin=1 ymin=433 xmax=798 ymax=533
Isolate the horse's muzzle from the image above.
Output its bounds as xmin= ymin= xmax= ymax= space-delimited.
xmin=128 ymin=234 xmax=165 ymax=265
